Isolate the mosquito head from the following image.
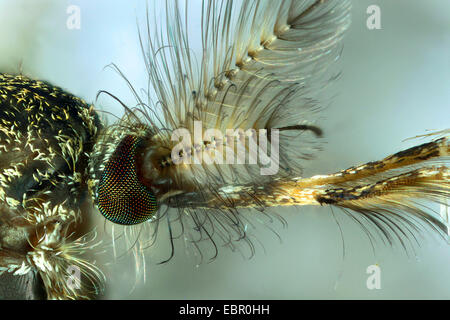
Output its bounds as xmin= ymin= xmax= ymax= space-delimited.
xmin=96 ymin=135 xmax=158 ymax=225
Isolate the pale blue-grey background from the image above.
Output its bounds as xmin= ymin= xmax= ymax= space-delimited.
xmin=0 ymin=0 xmax=449 ymax=299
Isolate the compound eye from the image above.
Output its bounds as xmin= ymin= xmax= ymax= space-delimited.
xmin=97 ymin=135 xmax=157 ymax=225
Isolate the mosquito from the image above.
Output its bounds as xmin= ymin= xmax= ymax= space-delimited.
xmin=0 ymin=0 xmax=448 ymax=299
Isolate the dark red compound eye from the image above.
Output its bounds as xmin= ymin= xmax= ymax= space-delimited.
xmin=97 ymin=135 xmax=157 ymax=225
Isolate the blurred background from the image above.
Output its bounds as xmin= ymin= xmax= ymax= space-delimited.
xmin=0 ymin=0 xmax=449 ymax=299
